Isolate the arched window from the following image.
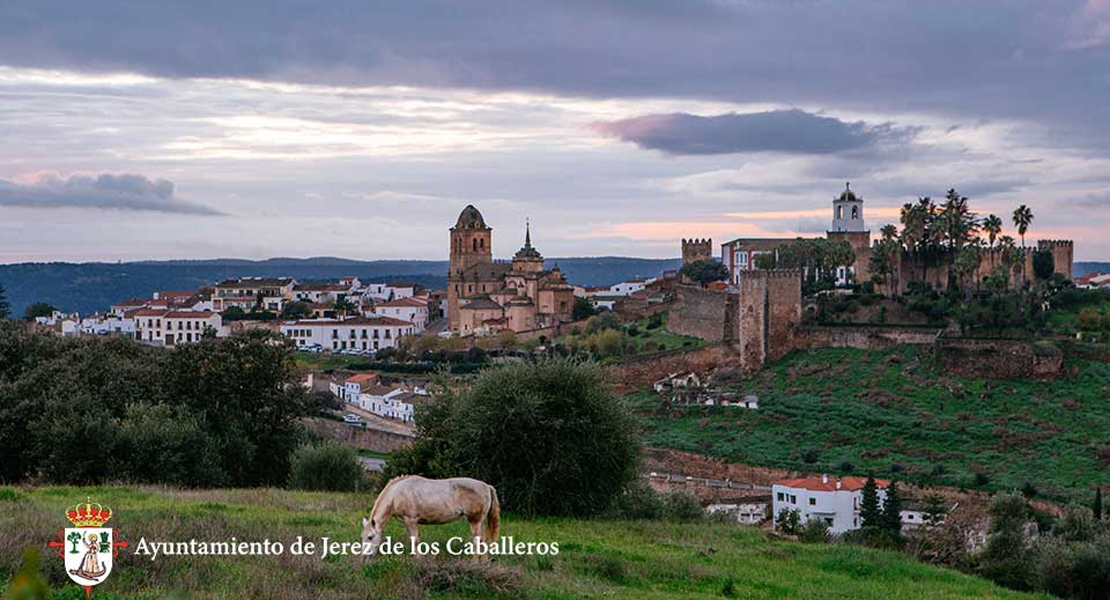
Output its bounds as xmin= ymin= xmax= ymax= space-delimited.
xmin=480 ymin=238 xmax=485 ymax=249
xmin=836 ymin=206 xmax=843 ymax=220
xmin=851 ymin=206 xmax=859 ymax=219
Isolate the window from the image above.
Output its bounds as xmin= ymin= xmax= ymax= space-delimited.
xmin=776 ymin=492 xmax=784 ymax=501
xmin=809 ymin=498 xmax=816 ymax=506
xmin=738 ymin=252 xmax=748 ymax=267
xmin=837 ymin=206 xmax=843 ymax=219
xmin=851 ymin=206 xmax=859 ymax=219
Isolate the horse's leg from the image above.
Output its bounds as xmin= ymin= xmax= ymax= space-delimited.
xmin=469 ymin=518 xmax=485 ymax=562
xmin=404 ymin=518 xmax=420 ymax=553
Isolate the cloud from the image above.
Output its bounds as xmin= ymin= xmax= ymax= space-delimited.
xmin=592 ymin=110 xmax=910 ymax=156
xmin=0 ymin=173 xmax=222 ymax=215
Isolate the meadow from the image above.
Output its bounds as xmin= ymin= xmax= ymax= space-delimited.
xmin=631 ymin=346 xmax=1110 ymax=503
xmin=0 ymin=485 xmax=1050 ymax=600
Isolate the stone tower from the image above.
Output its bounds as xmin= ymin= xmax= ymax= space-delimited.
xmin=830 ymin=182 xmax=865 ymax=233
xmin=512 ymin=220 xmax=545 ymax=274
xmin=449 ymin=204 xmax=492 ymax=277
xmin=682 ymin=238 xmax=713 ymax=265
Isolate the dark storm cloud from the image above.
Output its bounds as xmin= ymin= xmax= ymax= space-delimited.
xmin=592 ymin=110 xmax=907 ymax=155
xmin=0 ymin=0 xmax=1106 ymax=142
xmin=0 ymin=173 xmax=223 ymax=215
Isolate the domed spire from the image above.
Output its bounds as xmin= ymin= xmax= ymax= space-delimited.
xmin=452 ymin=204 xmax=490 ymax=230
xmin=837 ymin=182 xmax=861 ymax=202
xmin=513 ymin=218 xmax=543 ymax=262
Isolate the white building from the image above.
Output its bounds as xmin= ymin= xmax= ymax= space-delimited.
xmin=607 ymin=278 xmax=650 ymax=296
xmin=372 ymin=297 xmax=429 ymax=332
xmin=356 ymin=386 xmax=431 ymax=422
xmin=341 ymin=372 xmax=381 ymax=403
xmin=292 ymin=283 xmax=355 ymax=304
xmin=280 ymin=316 xmax=416 ymax=352
xmin=80 ymin=314 xmax=137 ymax=337
xmin=134 ymin=310 xmax=227 ymax=346
xmin=772 ymin=475 xmax=889 ymax=534
xmin=211 ymin=277 xmax=296 ymax=312
xmin=706 ymin=497 xmax=770 ymax=525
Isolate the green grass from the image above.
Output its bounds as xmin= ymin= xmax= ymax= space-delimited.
xmin=631 ymin=346 xmax=1110 ymax=503
xmin=0 ymin=486 xmax=1048 ymax=600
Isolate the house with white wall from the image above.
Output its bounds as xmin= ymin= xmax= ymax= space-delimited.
xmin=211 ymin=277 xmax=296 ymax=312
xmin=772 ymin=475 xmax=889 ymax=534
xmin=134 ymin=310 xmax=226 ymax=346
xmin=280 ymin=316 xmax=415 ymax=352
xmin=371 ymin=297 xmax=429 ymax=332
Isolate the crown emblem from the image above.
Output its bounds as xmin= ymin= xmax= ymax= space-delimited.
xmin=66 ymin=500 xmax=112 ymax=528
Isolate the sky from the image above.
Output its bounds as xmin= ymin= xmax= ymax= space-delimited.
xmin=1 ymin=0 xmax=1108 ymax=263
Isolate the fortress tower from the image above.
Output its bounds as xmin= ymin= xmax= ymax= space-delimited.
xmin=682 ymin=238 xmax=713 ymax=265
xmin=449 ymin=204 xmax=492 ymax=277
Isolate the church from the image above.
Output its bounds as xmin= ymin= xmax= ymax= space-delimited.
xmin=446 ymin=205 xmax=575 ymax=335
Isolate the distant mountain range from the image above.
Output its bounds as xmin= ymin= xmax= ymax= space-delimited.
xmin=1074 ymin=262 xmax=1109 ymax=277
xmin=0 ymin=257 xmax=682 ymax=316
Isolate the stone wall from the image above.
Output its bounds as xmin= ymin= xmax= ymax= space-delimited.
xmin=608 ymin=344 xmax=733 ymax=392
xmin=667 ymin=285 xmax=730 ymax=342
xmin=933 ymin=337 xmax=1064 ymax=380
xmin=305 ymin=417 xmax=414 ymax=453
xmin=796 ymin=325 xmax=942 ymax=350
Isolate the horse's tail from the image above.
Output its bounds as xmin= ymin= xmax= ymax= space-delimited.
xmin=484 ymin=485 xmax=501 ymax=543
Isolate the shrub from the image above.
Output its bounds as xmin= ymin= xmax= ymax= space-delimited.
xmin=660 ymin=491 xmax=704 ymax=522
xmin=606 ymin=479 xmax=663 ymax=520
xmin=776 ymin=508 xmax=801 ymax=535
xmin=799 ymin=519 xmax=831 ymax=544
xmin=288 ymin=442 xmax=365 ymax=492
xmin=389 ymin=358 xmax=639 ymax=516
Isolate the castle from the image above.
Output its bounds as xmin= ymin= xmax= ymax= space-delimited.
xmin=446 ymin=205 xmax=575 ymax=335
xmin=713 ymin=183 xmax=1073 ymax=292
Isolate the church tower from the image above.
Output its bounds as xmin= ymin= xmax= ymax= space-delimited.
xmin=511 ymin=220 xmax=545 ymax=274
xmin=830 ymin=182 xmax=865 ymax=233
xmin=449 ymin=204 xmax=492 ymax=277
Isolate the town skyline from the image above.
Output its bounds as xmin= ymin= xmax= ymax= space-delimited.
xmin=2 ymin=1 xmax=1109 ymax=262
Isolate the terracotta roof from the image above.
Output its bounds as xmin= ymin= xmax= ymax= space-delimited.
xmin=776 ymin=476 xmax=889 ymax=492
xmin=722 ymin=237 xmax=797 ymax=250
xmin=295 ymin=283 xmax=350 ymax=292
xmin=291 ymin=316 xmax=413 ymax=327
xmin=346 ymin=373 xmax=379 ymax=384
xmin=165 ymin=311 xmax=216 ymax=319
xmin=461 ymin=297 xmax=503 ymax=311
xmin=158 ymin=291 xmax=196 ymax=298
xmin=1076 ymin=272 xmax=1110 ymax=286
xmin=378 ymin=297 xmax=427 ymax=308
xmin=133 ymin=309 xmax=168 ymax=317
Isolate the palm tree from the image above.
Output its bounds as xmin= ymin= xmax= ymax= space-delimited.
xmin=900 ymin=202 xmax=927 ymax=284
xmin=1012 ymin=205 xmax=1033 ymax=249
xmin=982 ymin=214 xmax=1003 ymax=267
xmin=880 ymin=223 xmax=898 ymax=243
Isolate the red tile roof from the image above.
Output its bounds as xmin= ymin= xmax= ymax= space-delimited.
xmin=346 ymin=373 xmax=380 ymax=384
xmin=378 ymin=297 xmax=427 ymax=307
xmin=776 ymin=476 xmax=889 ymax=492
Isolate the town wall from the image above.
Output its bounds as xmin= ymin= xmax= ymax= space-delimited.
xmin=795 ymin=325 xmax=942 ymax=350
xmin=932 ymin=337 xmax=1064 ymax=380
xmin=681 ymin=238 xmax=714 ymax=265
xmin=305 ymin=417 xmax=414 ymax=453
xmin=667 ymin=285 xmax=730 ymax=342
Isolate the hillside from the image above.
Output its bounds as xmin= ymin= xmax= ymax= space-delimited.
xmin=1074 ymin=261 xmax=1110 ymax=277
xmin=0 ymin=485 xmax=1048 ymax=600
xmin=0 ymin=256 xmax=681 ymax=315
xmin=631 ymin=346 xmax=1110 ymax=504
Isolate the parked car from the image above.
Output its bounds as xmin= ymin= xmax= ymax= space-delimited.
xmin=343 ymin=414 xmax=362 ymax=423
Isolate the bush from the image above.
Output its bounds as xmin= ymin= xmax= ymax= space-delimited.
xmin=288 ymin=442 xmax=365 ymax=492
xmin=605 ymin=479 xmax=664 ymax=520
xmin=388 ymin=358 xmax=639 ymax=516
xmin=660 ymin=491 xmax=704 ymax=522
xmin=799 ymin=519 xmax=831 ymax=544
xmin=775 ymin=508 xmax=801 ymax=535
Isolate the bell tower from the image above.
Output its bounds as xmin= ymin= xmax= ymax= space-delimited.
xmin=830 ymin=182 xmax=865 ymax=233
xmin=449 ymin=204 xmax=493 ymax=277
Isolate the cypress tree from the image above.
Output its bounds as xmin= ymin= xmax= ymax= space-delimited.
xmin=859 ymin=475 xmax=881 ymax=528
xmin=882 ymin=481 xmax=903 ymax=534
xmin=1094 ymin=487 xmax=1103 ymax=522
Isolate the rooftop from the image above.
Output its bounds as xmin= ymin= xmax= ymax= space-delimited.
xmin=775 ymin=476 xmax=889 ymax=492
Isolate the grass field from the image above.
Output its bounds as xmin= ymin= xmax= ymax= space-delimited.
xmin=0 ymin=486 xmax=1049 ymax=600
xmin=631 ymin=346 xmax=1110 ymax=504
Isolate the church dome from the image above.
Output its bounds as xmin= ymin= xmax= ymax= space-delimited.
xmin=453 ymin=205 xmax=490 ymax=230
xmin=837 ymin=182 xmax=861 ymax=203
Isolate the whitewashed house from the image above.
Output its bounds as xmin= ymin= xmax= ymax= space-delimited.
xmin=211 ymin=277 xmax=295 ymax=312
xmin=80 ymin=314 xmax=137 ymax=337
xmin=706 ymin=497 xmax=770 ymax=525
xmin=280 ymin=316 xmax=415 ymax=352
xmin=341 ymin=372 xmax=381 ymax=403
xmin=134 ymin=310 xmax=227 ymax=346
xmin=772 ymin=475 xmax=889 ymax=534
xmin=371 ymin=297 xmax=429 ymax=332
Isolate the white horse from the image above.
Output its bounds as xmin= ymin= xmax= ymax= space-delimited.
xmin=361 ymin=475 xmax=500 ymax=559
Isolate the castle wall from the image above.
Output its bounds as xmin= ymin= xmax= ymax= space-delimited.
xmin=681 ymin=238 xmax=713 ymax=265
xmin=667 ymin=285 xmax=730 ymax=342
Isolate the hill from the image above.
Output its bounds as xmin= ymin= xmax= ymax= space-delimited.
xmin=1075 ymin=261 xmax=1110 ymax=277
xmin=0 ymin=485 xmax=1047 ymax=600
xmin=630 ymin=345 xmax=1110 ymax=504
xmin=0 ymin=256 xmax=681 ymax=315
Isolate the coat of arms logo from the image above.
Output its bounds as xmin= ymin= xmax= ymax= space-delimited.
xmin=48 ymin=500 xmax=128 ymax=598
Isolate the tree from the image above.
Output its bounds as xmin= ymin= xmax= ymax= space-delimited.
xmin=679 ymin=259 xmax=728 ymax=286
xmin=22 ymin=302 xmax=57 ymax=321
xmin=775 ymin=508 xmax=801 ymax=535
xmin=572 ymin=296 xmax=597 ymax=321
xmin=333 ymin=297 xmax=357 ymax=317
xmin=882 ymin=481 xmax=904 ymax=535
xmin=923 ymin=495 xmax=947 ymax=527
xmin=980 ymin=492 xmax=1034 ymax=591
xmin=0 ymin=284 xmax=9 ymax=320
xmin=280 ymin=301 xmax=312 ymax=320
xmin=983 ymin=214 xmax=1003 ymax=267
xmin=860 ymin=475 xmax=882 ymax=528
xmin=288 ymin=442 xmax=365 ymax=491
xmin=1012 ymin=204 xmax=1034 ymax=249
xmin=387 ymin=358 xmax=639 ymax=516
xmin=222 ymin=305 xmax=247 ymax=321
xmin=1032 ymin=250 xmax=1055 ymax=280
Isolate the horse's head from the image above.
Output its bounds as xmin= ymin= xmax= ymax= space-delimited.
xmin=361 ymin=517 xmax=380 ymax=557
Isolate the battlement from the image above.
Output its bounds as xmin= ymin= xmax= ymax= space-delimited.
xmin=749 ymin=269 xmax=803 ymax=279
xmin=1037 ymin=239 xmax=1074 ymax=249
xmin=681 ymin=238 xmax=714 ymax=265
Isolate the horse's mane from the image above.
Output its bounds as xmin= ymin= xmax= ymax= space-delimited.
xmin=384 ymin=474 xmax=416 ymax=487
